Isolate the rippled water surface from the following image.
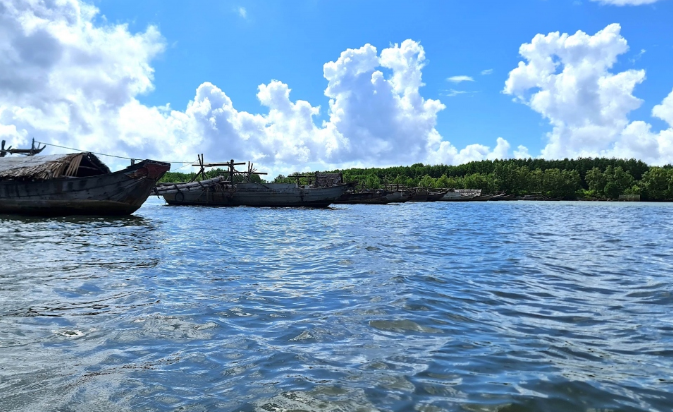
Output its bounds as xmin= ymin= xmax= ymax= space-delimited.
xmin=1 ymin=199 xmax=673 ymax=411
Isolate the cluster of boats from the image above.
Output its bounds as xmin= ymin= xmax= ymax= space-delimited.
xmin=0 ymin=147 xmax=507 ymax=216
xmin=332 ymin=188 xmax=495 ymax=204
xmin=0 ymin=145 xmax=170 ymax=215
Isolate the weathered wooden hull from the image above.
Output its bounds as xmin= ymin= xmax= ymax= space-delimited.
xmin=408 ymin=191 xmax=446 ymax=202
xmin=333 ymin=191 xmax=392 ymax=204
xmin=439 ymin=192 xmax=466 ymax=201
xmin=439 ymin=192 xmax=477 ymax=201
xmin=385 ymin=191 xmax=410 ymax=203
xmin=162 ymin=183 xmax=349 ymax=208
xmin=488 ymin=194 xmax=517 ymax=201
xmin=0 ymin=160 xmax=170 ymax=216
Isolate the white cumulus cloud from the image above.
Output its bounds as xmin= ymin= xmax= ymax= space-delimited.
xmin=513 ymin=145 xmax=531 ymax=159
xmin=0 ymin=0 xmax=512 ymax=175
xmin=426 ymin=137 xmax=512 ymax=165
xmin=444 ymin=89 xmax=477 ymax=97
xmin=447 ymin=75 xmax=474 ymax=83
xmin=504 ymin=23 xmax=673 ymax=165
xmin=0 ymin=0 xmax=164 ymax=157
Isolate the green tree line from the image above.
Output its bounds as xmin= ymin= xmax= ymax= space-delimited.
xmin=274 ymin=158 xmax=673 ymax=200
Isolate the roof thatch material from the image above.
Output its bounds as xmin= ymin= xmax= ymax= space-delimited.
xmin=0 ymin=152 xmax=110 ymax=181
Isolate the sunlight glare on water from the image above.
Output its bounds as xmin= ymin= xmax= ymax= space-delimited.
xmin=1 ymin=199 xmax=672 ymax=411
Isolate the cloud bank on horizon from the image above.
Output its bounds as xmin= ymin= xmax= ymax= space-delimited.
xmin=0 ymin=0 xmax=672 ymax=174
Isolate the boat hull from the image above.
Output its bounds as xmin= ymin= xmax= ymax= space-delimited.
xmin=385 ymin=191 xmax=410 ymax=203
xmin=0 ymin=160 xmax=169 ymax=216
xmin=440 ymin=192 xmax=473 ymax=201
xmin=408 ymin=191 xmax=446 ymax=202
xmin=333 ymin=191 xmax=392 ymax=204
xmin=162 ymin=183 xmax=349 ymax=208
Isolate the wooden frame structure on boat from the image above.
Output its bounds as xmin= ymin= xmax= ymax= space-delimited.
xmin=189 ymin=154 xmax=268 ymax=183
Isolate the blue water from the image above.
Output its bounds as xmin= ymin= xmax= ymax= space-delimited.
xmin=1 ymin=199 xmax=672 ymax=411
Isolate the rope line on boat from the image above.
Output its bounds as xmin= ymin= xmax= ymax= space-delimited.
xmin=35 ymin=141 xmax=194 ymax=164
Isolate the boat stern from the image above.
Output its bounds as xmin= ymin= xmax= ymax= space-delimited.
xmin=125 ymin=160 xmax=171 ymax=182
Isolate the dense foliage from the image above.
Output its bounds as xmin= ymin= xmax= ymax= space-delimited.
xmin=273 ymin=158 xmax=673 ymax=200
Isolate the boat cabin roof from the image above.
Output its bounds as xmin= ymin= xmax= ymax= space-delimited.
xmin=0 ymin=152 xmax=111 ymax=181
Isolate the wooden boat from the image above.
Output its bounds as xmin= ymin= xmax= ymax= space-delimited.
xmin=157 ymin=178 xmax=348 ymax=208
xmin=385 ymin=190 xmax=411 ymax=203
xmin=0 ymin=151 xmax=170 ymax=216
xmin=439 ymin=189 xmax=482 ymax=201
xmin=427 ymin=191 xmax=447 ymax=201
xmin=407 ymin=188 xmax=447 ymax=202
xmin=155 ymin=159 xmax=348 ymax=208
xmin=468 ymin=195 xmax=493 ymax=201
xmin=488 ymin=193 xmax=517 ymax=201
xmin=334 ymin=190 xmax=392 ymax=204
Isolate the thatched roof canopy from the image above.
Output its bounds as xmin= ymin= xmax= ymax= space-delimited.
xmin=0 ymin=152 xmax=111 ymax=181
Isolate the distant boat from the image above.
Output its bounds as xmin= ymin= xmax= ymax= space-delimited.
xmin=439 ymin=189 xmax=483 ymax=201
xmin=157 ymin=178 xmax=348 ymax=208
xmin=385 ymin=190 xmax=411 ymax=203
xmin=334 ymin=190 xmax=393 ymax=204
xmin=408 ymin=188 xmax=447 ymax=202
xmin=154 ymin=160 xmax=349 ymax=208
xmin=0 ymin=152 xmax=170 ymax=216
xmin=488 ymin=193 xmax=517 ymax=201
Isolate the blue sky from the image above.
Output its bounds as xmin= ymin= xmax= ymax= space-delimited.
xmin=93 ymin=0 xmax=673 ymax=158
xmin=2 ymin=0 xmax=673 ymax=172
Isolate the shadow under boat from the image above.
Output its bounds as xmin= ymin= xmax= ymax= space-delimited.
xmin=0 ymin=141 xmax=170 ymax=216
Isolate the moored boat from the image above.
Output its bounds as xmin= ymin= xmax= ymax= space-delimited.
xmin=0 ymin=152 xmax=170 ymax=216
xmin=154 ymin=160 xmax=348 ymax=208
xmin=334 ymin=190 xmax=392 ymax=204
xmin=408 ymin=188 xmax=447 ymax=202
xmin=439 ymin=189 xmax=483 ymax=201
xmin=158 ymin=179 xmax=348 ymax=208
xmin=385 ymin=190 xmax=411 ymax=203
xmin=488 ymin=193 xmax=517 ymax=201
xmin=469 ymin=194 xmax=493 ymax=201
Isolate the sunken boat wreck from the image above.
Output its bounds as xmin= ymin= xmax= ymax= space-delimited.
xmin=0 ymin=142 xmax=170 ymax=216
xmin=155 ymin=159 xmax=349 ymax=208
xmin=334 ymin=189 xmax=394 ymax=204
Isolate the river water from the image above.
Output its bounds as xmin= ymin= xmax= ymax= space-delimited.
xmin=1 ymin=199 xmax=672 ymax=411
